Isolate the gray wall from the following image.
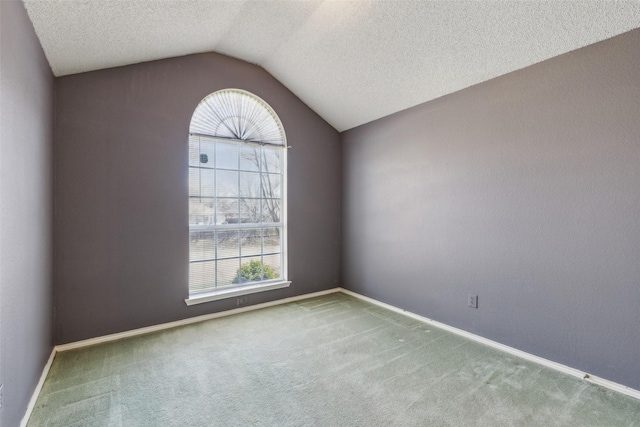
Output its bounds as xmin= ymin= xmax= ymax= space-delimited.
xmin=0 ymin=1 xmax=54 ymax=426
xmin=54 ymin=53 xmax=341 ymax=344
xmin=342 ymin=29 xmax=640 ymax=390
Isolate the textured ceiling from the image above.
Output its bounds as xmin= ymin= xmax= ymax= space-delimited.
xmin=23 ymin=1 xmax=640 ymax=131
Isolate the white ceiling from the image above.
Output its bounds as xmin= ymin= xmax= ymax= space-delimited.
xmin=23 ymin=1 xmax=640 ymax=132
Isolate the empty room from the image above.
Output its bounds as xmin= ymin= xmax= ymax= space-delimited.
xmin=1 ymin=1 xmax=640 ymax=425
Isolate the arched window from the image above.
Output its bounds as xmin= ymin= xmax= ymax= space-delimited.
xmin=186 ymin=89 xmax=289 ymax=304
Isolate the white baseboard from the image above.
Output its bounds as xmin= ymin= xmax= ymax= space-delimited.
xmin=55 ymin=287 xmax=341 ymax=352
xmin=20 ymin=348 xmax=56 ymax=427
xmin=22 ymin=285 xmax=639 ymax=426
xmin=338 ymin=287 xmax=640 ymax=401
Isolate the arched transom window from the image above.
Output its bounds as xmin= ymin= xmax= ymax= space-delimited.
xmin=187 ymin=89 xmax=289 ymax=303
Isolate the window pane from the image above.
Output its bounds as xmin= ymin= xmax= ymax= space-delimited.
xmin=189 ymin=260 xmax=216 ymax=292
xmin=190 ymin=168 xmax=215 ymax=198
xmin=216 ymin=141 xmax=238 ymax=170
xmin=241 ymin=229 xmax=262 ymax=257
xmin=200 ymin=168 xmax=215 ymax=198
xmin=237 ymin=256 xmax=263 ymax=284
xmin=217 ymin=258 xmax=240 ymax=287
xmin=263 ymin=227 xmax=281 ymax=254
xmin=216 ymin=170 xmax=238 ymax=197
xmin=188 ymin=167 xmax=200 ymax=197
xmin=240 ymin=172 xmax=261 ymax=198
xmin=240 ymin=198 xmax=261 ymax=223
xmin=199 ymin=138 xmax=215 ymax=167
xmin=190 ymin=137 xmax=216 ymax=168
xmin=262 ymin=199 xmax=281 ymax=223
xmin=190 ymin=231 xmax=215 ymax=261
xmin=189 ymin=198 xmax=215 ymax=225
xmin=263 ymin=254 xmax=282 ymax=279
xmin=261 ymin=173 xmax=281 ymax=199
xmin=217 ymin=229 xmax=239 ymax=259
xmin=240 ymin=145 xmax=260 ymax=172
xmin=262 ymin=147 xmax=281 ymax=174
xmin=217 ymin=198 xmax=238 ymax=224
xmin=188 ymin=137 xmax=200 ymax=167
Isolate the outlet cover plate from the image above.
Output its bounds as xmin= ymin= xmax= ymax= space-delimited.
xmin=468 ymin=294 xmax=478 ymax=309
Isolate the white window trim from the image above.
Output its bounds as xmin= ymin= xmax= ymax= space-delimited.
xmin=187 ymin=89 xmax=288 ymax=301
xmin=185 ymin=280 xmax=292 ymax=306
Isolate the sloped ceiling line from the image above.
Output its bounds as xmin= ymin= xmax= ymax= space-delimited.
xmin=24 ymin=0 xmax=640 ymax=131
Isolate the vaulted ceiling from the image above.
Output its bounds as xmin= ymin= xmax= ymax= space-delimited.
xmin=24 ymin=1 xmax=640 ymax=131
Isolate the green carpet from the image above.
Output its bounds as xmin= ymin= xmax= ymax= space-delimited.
xmin=28 ymin=293 xmax=640 ymax=426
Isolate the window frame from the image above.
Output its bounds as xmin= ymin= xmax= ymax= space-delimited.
xmin=185 ymin=91 xmax=290 ymax=306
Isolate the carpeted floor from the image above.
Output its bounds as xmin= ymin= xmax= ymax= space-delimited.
xmin=28 ymin=292 xmax=640 ymax=426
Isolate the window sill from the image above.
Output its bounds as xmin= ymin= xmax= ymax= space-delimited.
xmin=185 ymin=280 xmax=292 ymax=306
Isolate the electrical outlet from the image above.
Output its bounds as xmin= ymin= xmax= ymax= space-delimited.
xmin=237 ymin=296 xmax=248 ymax=306
xmin=468 ymin=294 xmax=478 ymax=309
